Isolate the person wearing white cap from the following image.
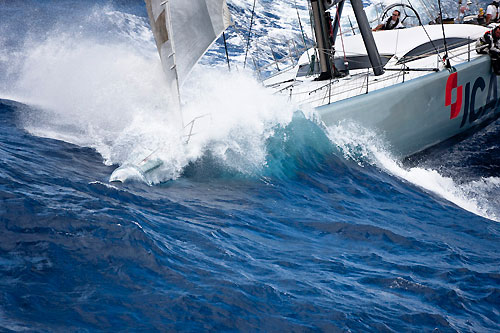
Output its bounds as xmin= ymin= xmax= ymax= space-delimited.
xmin=486 ymin=0 xmax=499 ymax=24
xmin=459 ymin=0 xmax=473 ymax=23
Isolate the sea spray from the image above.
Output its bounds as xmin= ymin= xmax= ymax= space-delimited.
xmin=180 ymin=66 xmax=298 ymax=174
xmin=327 ymin=121 xmax=500 ymax=221
xmin=5 ymin=7 xmax=305 ymax=184
xmin=113 ymin=66 xmax=300 ymax=184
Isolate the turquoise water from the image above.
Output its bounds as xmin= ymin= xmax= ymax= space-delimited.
xmin=0 ymin=1 xmax=499 ymax=331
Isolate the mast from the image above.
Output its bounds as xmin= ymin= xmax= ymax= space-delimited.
xmin=310 ymin=0 xmax=334 ymax=80
xmin=350 ymin=0 xmax=384 ymax=75
xmin=309 ymin=0 xmax=384 ymax=78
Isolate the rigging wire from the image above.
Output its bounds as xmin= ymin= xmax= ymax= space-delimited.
xmin=295 ymin=0 xmax=310 ymax=62
xmin=223 ymin=32 xmax=231 ymax=71
xmin=393 ymin=0 xmax=403 ymax=59
xmin=307 ymin=0 xmax=320 ymax=63
xmin=419 ymin=0 xmax=438 ymax=22
xmin=231 ymin=23 xmax=261 ymax=78
xmin=347 ymin=15 xmax=356 ymax=35
xmin=406 ymin=0 xmax=441 ymax=60
xmin=232 ymin=21 xmax=306 ymax=79
xmin=437 ymin=0 xmax=451 ymax=68
xmin=244 ymin=0 xmax=257 ymax=68
xmin=335 ymin=4 xmax=347 ymax=62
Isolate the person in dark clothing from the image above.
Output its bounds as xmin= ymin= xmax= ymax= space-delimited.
xmin=477 ymin=8 xmax=486 ymax=25
xmin=326 ymin=11 xmax=334 ymax=45
xmin=373 ymin=10 xmax=404 ymax=31
xmin=476 ymin=26 xmax=500 ymax=74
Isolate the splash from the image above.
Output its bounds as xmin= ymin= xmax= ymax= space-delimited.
xmin=108 ymin=66 xmax=299 ymax=184
xmin=328 ymin=122 xmax=500 ymax=222
xmin=181 ymin=67 xmax=298 ymax=172
xmin=3 ymin=3 xmax=300 ymax=184
xmin=4 ymin=0 xmax=497 ymax=211
xmin=11 ymin=32 xmax=178 ymax=155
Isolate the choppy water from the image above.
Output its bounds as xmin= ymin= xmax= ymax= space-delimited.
xmin=1 ymin=0 xmax=499 ymax=331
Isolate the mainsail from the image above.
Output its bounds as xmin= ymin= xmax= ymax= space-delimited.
xmin=144 ymin=0 xmax=232 ymax=108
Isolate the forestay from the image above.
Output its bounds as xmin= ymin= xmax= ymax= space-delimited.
xmin=144 ymin=0 xmax=232 ymax=106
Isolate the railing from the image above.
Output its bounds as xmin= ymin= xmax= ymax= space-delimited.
xmin=280 ymin=38 xmax=483 ymax=107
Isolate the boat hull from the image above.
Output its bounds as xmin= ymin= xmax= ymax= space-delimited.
xmin=316 ymin=56 xmax=500 ymax=158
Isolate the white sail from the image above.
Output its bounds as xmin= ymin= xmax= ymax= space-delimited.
xmin=144 ymin=0 xmax=231 ymax=104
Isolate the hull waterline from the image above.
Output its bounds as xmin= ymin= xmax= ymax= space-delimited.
xmin=315 ymin=56 xmax=500 ymax=158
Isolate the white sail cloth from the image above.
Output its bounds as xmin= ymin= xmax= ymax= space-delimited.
xmin=144 ymin=0 xmax=232 ymax=104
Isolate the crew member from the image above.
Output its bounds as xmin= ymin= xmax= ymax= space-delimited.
xmin=373 ymin=10 xmax=404 ymax=31
xmin=459 ymin=0 xmax=471 ymax=23
xmin=485 ymin=0 xmax=499 ymax=24
xmin=478 ymin=8 xmax=486 ymax=25
xmin=476 ymin=26 xmax=500 ymax=74
xmin=326 ymin=11 xmax=334 ymax=45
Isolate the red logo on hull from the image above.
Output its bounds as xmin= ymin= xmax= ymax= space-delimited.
xmin=445 ymin=72 xmax=463 ymax=119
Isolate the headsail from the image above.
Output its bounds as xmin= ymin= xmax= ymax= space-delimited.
xmin=144 ymin=0 xmax=232 ymax=107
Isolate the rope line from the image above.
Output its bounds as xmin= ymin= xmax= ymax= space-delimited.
xmin=244 ymin=0 xmax=257 ymax=68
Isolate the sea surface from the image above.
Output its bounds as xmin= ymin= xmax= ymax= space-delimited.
xmin=1 ymin=0 xmax=499 ymax=331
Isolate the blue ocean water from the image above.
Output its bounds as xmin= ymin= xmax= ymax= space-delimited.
xmin=1 ymin=0 xmax=500 ymax=332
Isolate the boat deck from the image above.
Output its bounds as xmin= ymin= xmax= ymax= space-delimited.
xmin=264 ymin=25 xmax=489 ymax=109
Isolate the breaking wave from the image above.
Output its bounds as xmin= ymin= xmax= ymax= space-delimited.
xmin=2 ymin=1 xmax=499 ymax=222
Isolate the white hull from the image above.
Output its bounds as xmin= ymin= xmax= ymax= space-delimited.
xmin=266 ymin=24 xmax=500 ymax=159
xmin=110 ymin=6 xmax=500 ymax=183
xmin=316 ymin=56 xmax=500 ymax=158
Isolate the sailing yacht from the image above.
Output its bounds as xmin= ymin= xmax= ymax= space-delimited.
xmin=110 ymin=0 xmax=500 ymax=182
xmin=266 ymin=1 xmax=499 ymax=159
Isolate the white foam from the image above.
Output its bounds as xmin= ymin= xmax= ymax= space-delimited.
xmin=180 ymin=66 xmax=296 ymax=176
xmin=327 ymin=122 xmax=500 ymax=222
xmin=6 ymin=1 xmax=483 ymax=194
xmin=5 ymin=6 xmax=298 ymax=184
xmin=12 ymin=32 xmax=180 ymax=161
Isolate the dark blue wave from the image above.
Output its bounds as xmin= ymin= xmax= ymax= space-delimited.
xmin=0 ymin=0 xmax=499 ymax=331
xmin=1 ymin=100 xmax=499 ymax=331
